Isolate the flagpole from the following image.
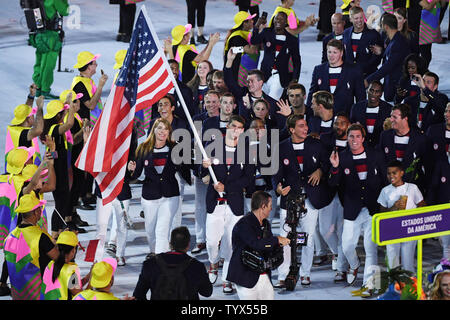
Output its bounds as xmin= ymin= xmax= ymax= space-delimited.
xmin=140 ymin=5 xmax=221 ymax=190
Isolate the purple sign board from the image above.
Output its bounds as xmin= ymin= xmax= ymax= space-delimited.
xmin=378 ymin=208 xmax=450 ymax=243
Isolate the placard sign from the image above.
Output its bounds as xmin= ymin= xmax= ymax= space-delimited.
xmin=372 ymin=204 xmax=450 ymax=245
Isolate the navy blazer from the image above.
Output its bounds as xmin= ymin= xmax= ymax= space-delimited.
xmin=342 ymin=25 xmax=383 ymax=76
xmin=223 ymin=66 xmax=287 ymax=129
xmin=377 ymin=128 xmax=430 ymax=191
xmin=365 ymin=31 xmax=411 ymax=102
xmin=307 ymin=62 xmax=366 ymax=115
xmin=250 ymin=28 xmax=301 ymax=88
xmin=245 ymin=142 xmax=274 ymax=198
xmin=426 ymin=123 xmax=449 ymax=163
xmin=272 ymin=136 xmax=334 ymax=210
xmin=403 ymin=88 xmax=448 ymax=133
xmin=203 ymin=139 xmax=255 ymax=216
xmin=307 ymin=115 xmax=334 ymax=136
xmin=132 ymin=144 xmax=191 ymax=200
xmin=349 ymin=99 xmax=393 ymax=147
xmin=133 ymin=251 xmax=212 ymax=300
xmin=227 ymin=212 xmax=280 ymax=288
xmin=426 ymin=157 xmax=450 ymax=205
xmin=328 ymin=147 xmax=387 ymax=221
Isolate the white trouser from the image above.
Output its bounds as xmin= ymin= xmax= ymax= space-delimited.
xmin=171 ymin=172 xmax=185 ymax=231
xmin=277 ymin=198 xmax=319 ymax=280
xmin=95 ymin=198 xmax=129 ymax=261
xmin=318 ymin=194 xmax=348 ymax=272
xmin=107 ymin=212 xmax=118 ymax=246
xmin=441 ymin=235 xmax=450 ymax=260
xmin=263 ymin=72 xmax=284 ymax=100
xmin=314 ymin=224 xmax=329 ymax=257
xmin=142 ymin=196 xmax=179 ymax=254
xmin=206 ymin=204 xmax=243 ymax=282
xmin=386 ymin=241 xmax=417 ymax=272
xmin=194 ymin=176 xmax=207 ymax=244
xmin=244 ymin=189 xmax=278 ymax=223
xmin=342 ymin=207 xmax=378 ymax=285
xmin=235 ymin=274 xmax=274 ymax=300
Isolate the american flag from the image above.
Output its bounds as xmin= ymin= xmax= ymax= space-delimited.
xmin=76 ymin=9 xmax=174 ymax=204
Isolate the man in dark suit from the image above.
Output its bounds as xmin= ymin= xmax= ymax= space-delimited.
xmin=224 ymin=51 xmax=286 ymax=129
xmin=350 ymin=80 xmax=393 ymax=147
xmin=329 ymin=123 xmax=386 ymax=287
xmin=132 ymin=226 xmax=213 ymax=300
xmin=404 ymin=71 xmax=448 ymax=133
xmin=307 ymin=38 xmax=365 ymax=115
xmin=342 ymin=6 xmax=382 ymax=77
xmin=250 ymin=11 xmax=301 ymax=100
xmin=377 ymin=103 xmax=430 ymax=193
xmin=227 ymin=191 xmax=289 ymax=300
xmin=365 ymin=13 xmax=411 ymax=102
xmin=272 ymin=114 xmax=334 ymax=287
xmin=321 ymin=13 xmax=345 ymax=63
xmin=201 ymin=115 xmax=255 ymax=294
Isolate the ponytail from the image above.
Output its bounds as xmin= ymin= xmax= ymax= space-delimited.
xmin=52 ymin=244 xmax=74 ymax=283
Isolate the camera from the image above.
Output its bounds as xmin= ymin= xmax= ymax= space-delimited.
xmin=285 ymin=190 xmax=307 ymax=226
xmin=241 ymin=246 xmax=284 ymax=273
xmin=232 ymin=46 xmax=244 ymax=54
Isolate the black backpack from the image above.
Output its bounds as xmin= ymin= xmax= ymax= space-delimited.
xmin=152 ymin=254 xmax=192 ymax=300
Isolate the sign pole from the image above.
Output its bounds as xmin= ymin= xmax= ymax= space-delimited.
xmin=416 ymin=239 xmax=422 ymax=300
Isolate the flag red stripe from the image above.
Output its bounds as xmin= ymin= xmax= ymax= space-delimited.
xmin=135 ymin=82 xmax=173 ymax=112
xmin=136 ymin=69 xmax=171 ymax=99
xmin=138 ymin=57 xmax=164 ymax=84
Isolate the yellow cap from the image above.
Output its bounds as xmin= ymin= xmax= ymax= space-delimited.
xmin=233 ymin=11 xmax=256 ymax=29
xmin=113 ymin=49 xmax=127 ymax=70
xmin=90 ymin=261 xmax=114 ymax=289
xmin=44 ymin=100 xmax=68 ymax=119
xmin=11 ymin=104 xmax=34 ymax=125
xmin=341 ymin=0 xmax=353 ymax=9
xmin=59 ymin=90 xmax=83 ymax=102
xmin=171 ymin=24 xmax=192 ymax=45
xmin=73 ymin=51 xmax=101 ymax=69
xmin=15 ymin=193 xmax=47 ymax=214
xmin=21 ymin=164 xmax=38 ymax=181
xmin=6 ymin=148 xmax=29 ymax=175
xmin=56 ymin=231 xmax=79 ymax=247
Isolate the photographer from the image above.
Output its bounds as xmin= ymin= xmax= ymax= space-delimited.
xmin=227 ymin=191 xmax=289 ymax=300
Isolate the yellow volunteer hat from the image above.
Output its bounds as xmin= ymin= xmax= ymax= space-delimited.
xmin=11 ymin=104 xmax=34 ymax=125
xmin=6 ymin=148 xmax=29 ymax=175
xmin=15 ymin=193 xmax=47 ymax=214
xmin=44 ymin=100 xmax=68 ymax=119
xmin=56 ymin=231 xmax=79 ymax=247
xmin=171 ymin=24 xmax=192 ymax=45
xmin=73 ymin=51 xmax=101 ymax=69
xmin=113 ymin=49 xmax=127 ymax=69
xmin=90 ymin=261 xmax=114 ymax=289
xmin=233 ymin=11 xmax=256 ymax=29
xmin=21 ymin=164 xmax=38 ymax=181
xmin=59 ymin=90 xmax=83 ymax=102
xmin=341 ymin=0 xmax=353 ymax=9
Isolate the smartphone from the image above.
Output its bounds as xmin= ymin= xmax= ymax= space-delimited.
xmin=101 ymin=69 xmax=104 ymax=75
xmin=261 ymin=11 xmax=268 ymax=20
xmin=232 ymin=46 xmax=244 ymax=54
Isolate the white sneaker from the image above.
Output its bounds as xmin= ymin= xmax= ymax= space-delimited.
xmin=347 ymin=266 xmax=359 ymax=285
xmin=208 ymin=263 xmax=219 ymax=284
xmin=222 ymin=281 xmax=234 ymax=294
xmin=117 ymin=257 xmax=126 ymax=266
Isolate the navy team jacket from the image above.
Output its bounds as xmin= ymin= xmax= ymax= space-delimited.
xmin=328 ymin=147 xmax=387 ymax=221
xmin=227 ymin=212 xmax=279 ymax=288
xmin=272 ymin=136 xmax=334 ymax=210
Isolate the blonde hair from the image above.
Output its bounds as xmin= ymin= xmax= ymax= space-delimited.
xmin=429 ymin=270 xmax=450 ymax=300
xmin=136 ymin=118 xmax=173 ymax=159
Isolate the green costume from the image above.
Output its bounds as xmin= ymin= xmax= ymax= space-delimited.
xmin=30 ymin=0 xmax=70 ymax=97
